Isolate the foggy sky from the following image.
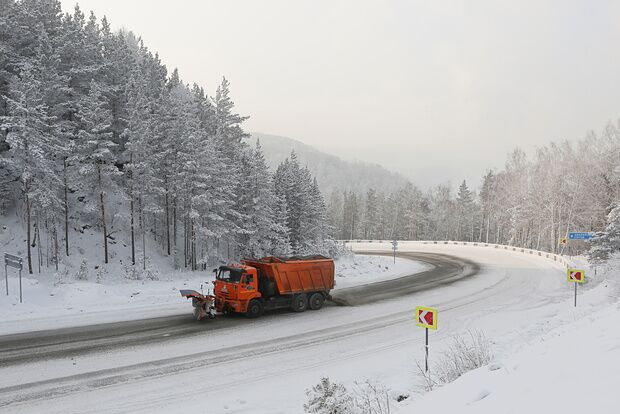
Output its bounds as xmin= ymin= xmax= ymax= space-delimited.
xmin=60 ymin=0 xmax=620 ymax=190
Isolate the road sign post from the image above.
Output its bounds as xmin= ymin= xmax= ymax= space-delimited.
xmin=567 ymin=268 xmax=585 ymax=307
xmin=4 ymin=253 xmax=23 ymax=303
xmin=425 ymin=326 xmax=429 ymax=372
xmin=391 ymin=240 xmax=398 ymax=264
xmin=415 ymin=306 xmax=437 ymax=372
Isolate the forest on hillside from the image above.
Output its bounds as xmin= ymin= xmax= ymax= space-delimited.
xmin=0 ymin=0 xmax=334 ymax=275
xmin=329 ymin=119 xmax=620 ymax=255
xmin=3 ymin=1 xmax=620 ymax=279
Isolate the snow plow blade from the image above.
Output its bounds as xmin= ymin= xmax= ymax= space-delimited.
xmin=180 ymin=290 xmax=216 ymax=321
xmin=180 ymin=289 xmax=204 ymax=299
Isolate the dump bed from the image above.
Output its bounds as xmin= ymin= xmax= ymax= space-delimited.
xmin=243 ymin=256 xmax=335 ymax=295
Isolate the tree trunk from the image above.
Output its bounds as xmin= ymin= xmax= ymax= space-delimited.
xmin=25 ymin=192 xmax=33 ymax=274
xmin=485 ymin=215 xmax=490 ymax=244
xmin=97 ymin=164 xmax=108 ymax=264
xmin=165 ymin=187 xmax=170 ymax=256
xmin=45 ymin=219 xmax=49 ymax=268
xmin=54 ymin=223 xmax=59 ymax=271
xmin=63 ymin=158 xmax=69 ymax=256
xmin=36 ymin=214 xmax=41 ymax=273
xmin=173 ymin=198 xmax=177 ymax=250
xmin=130 ymin=190 xmax=135 ymax=266
xmin=140 ymin=196 xmax=146 ymax=271
xmin=192 ymin=220 xmax=196 ymax=271
xmin=129 ymin=153 xmax=135 ymax=266
xmin=184 ymin=214 xmax=188 ymax=268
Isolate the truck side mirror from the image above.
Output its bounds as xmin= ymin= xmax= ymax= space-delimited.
xmin=212 ymin=268 xmax=218 ymax=273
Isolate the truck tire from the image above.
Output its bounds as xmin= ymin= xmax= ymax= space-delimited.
xmin=246 ymin=299 xmax=264 ymax=318
xmin=291 ymin=294 xmax=308 ymax=312
xmin=308 ymin=293 xmax=325 ymax=310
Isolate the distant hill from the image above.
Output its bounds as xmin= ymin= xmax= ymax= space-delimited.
xmin=249 ymin=133 xmax=410 ymax=195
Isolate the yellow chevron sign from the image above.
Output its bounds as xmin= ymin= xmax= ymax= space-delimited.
xmin=415 ymin=306 xmax=437 ymax=330
xmin=567 ymin=268 xmax=585 ymax=283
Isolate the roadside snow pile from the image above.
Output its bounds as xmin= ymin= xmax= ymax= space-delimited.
xmin=335 ymin=254 xmax=433 ymax=289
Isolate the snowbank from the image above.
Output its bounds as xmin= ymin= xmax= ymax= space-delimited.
xmin=334 ymin=254 xmax=432 ymax=289
xmin=395 ymin=283 xmax=620 ymax=413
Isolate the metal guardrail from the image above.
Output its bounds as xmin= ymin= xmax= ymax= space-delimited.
xmin=342 ymin=240 xmax=575 ymax=268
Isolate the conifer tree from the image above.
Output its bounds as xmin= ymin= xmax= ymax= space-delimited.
xmin=589 ymin=202 xmax=620 ymax=261
xmin=74 ymin=80 xmax=118 ymax=264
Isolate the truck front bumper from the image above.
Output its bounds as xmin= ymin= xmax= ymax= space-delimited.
xmin=216 ymin=297 xmax=246 ymax=313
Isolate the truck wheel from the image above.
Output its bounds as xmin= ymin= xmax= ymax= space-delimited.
xmin=246 ymin=299 xmax=264 ymax=318
xmin=308 ymin=293 xmax=325 ymax=310
xmin=291 ymin=294 xmax=308 ymax=312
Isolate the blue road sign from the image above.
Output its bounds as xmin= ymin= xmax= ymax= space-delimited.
xmin=568 ymin=232 xmax=594 ymax=240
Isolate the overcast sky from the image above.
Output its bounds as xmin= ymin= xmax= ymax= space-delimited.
xmin=60 ymin=0 xmax=620 ymax=190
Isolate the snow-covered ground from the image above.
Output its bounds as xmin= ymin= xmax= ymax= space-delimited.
xmin=333 ymin=254 xmax=432 ymax=289
xmin=1 ymin=240 xmax=617 ymax=414
xmin=395 ymin=280 xmax=620 ymax=413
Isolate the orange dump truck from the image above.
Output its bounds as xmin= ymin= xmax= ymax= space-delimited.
xmin=181 ymin=255 xmax=335 ymax=319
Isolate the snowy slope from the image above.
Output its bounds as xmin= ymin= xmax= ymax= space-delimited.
xmin=395 ymin=281 xmax=620 ymax=414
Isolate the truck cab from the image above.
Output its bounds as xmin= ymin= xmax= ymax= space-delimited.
xmin=213 ymin=265 xmax=261 ymax=315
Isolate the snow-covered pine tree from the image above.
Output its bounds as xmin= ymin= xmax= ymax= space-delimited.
xmin=124 ymin=68 xmax=154 ymax=266
xmin=236 ymin=140 xmax=288 ymax=258
xmin=402 ymin=184 xmax=426 ymax=240
xmin=124 ymin=45 xmax=168 ymax=269
xmin=302 ymin=176 xmax=331 ymax=254
xmin=100 ymin=17 xmax=134 ymax=151
xmin=1 ymin=58 xmax=63 ymax=274
xmin=212 ymin=76 xmax=250 ymax=258
xmin=589 ymin=202 xmax=620 ymax=262
xmin=73 ymin=80 xmax=119 ymax=265
xmin=341 ymin=190 xmax=360 ymax=240
xmin=456 ymin=180 xmax=474 ymax=241
xmin=362 ymin=189 xmax=379 ymax=239
xmin=304 ymin=377 xmax=354 ymax=414
xmin=479 ymin=170 xmax=495 ymax=243
xmin=326 ymin=190 xmax=344 ymax=239
xmin=274 ymin=151 xmax=332 ymax=255
xmin=274 ymin=152 xmax=304 ymax=252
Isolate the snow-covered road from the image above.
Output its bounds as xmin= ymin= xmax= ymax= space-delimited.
xmin=0 ymin=243 xmax=573 ymax=413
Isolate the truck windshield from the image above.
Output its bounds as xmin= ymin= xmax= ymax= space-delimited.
xmin=216 ymin=267 xmax=243 ymax=283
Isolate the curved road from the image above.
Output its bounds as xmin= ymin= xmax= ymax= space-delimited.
xmin=0 ymin=251 xmax=479 ymax=409
xmin=0 ymin=252 xmax=476 ymax=367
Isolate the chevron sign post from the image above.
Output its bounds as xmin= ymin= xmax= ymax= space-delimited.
xmin=567 ymin=268 xmax=585 ymax=307
xmin=415 ymin=306 xmax=437 ymax=372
